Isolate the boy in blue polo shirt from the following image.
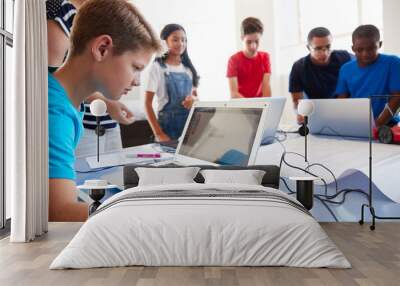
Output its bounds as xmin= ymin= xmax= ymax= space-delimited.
xmin=48 ymin=0 xmax=161 ymax=221
xmin=336 ymin=24 xmax=400 ymax=127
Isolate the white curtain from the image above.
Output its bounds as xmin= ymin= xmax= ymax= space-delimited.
xmin=8 ymin=0 xmax=48 ymax=242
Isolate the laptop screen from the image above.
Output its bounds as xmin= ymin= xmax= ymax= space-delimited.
xmin=308 ymin=98 xmax=371 ymax=138
xmin=178 ymin=107 xmax=263 ymax=166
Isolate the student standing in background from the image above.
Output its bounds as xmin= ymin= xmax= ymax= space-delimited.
xmin=289 ymin=27 xmax=353 ymax=123
xmin=145 ymin=24 xmax=199 ymax=142
xmin=227 ymin=17 xmax=271 ymax=99
xmin=46 ymin=0 xmax=78 ymax=70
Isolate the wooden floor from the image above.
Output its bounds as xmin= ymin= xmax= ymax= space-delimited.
xmin=0 ymin=222 xmax=399 ymax=286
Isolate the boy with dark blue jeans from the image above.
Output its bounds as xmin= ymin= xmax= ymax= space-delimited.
xmin=336 ymin=24 xmax=400 ymax=127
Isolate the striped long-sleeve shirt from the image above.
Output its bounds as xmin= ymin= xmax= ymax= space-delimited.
xmin=46 ymin=0 xmax=76 ymax=36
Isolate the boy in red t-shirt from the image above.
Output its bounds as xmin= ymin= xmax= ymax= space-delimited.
xmin=227 ymin=17 xmax=271 ymax=98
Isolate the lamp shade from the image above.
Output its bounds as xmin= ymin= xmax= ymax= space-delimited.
xmin=90 ymin=99 xmax=107 ymax=116
xmin=298 ymin=99 xmax=315 ymax=116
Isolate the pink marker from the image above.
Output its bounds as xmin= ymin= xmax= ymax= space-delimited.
xmin=136 ymin=153 xmax=161 ymax=158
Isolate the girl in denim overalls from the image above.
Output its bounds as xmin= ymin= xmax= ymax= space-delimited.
xmin=145 ymin=24 xmax=200 ymax=142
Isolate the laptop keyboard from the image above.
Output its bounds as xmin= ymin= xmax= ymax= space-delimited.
xmin=159 ymin=140 xmax=178 ymax=149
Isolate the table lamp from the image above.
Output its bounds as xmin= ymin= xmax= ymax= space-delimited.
xmin=77 ymin=180 xmax=119 ymax=215
xmin=298 ymin=99 xmax=315 ymax=163
xmin=90 ymin=99 xmax=107 ymax=162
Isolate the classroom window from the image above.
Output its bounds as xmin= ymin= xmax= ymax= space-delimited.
xmin=1 ymin=0 xmax=14 ymax=230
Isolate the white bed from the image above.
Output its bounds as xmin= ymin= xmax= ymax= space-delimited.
xmin=50 ymin=183 xmax=350 ymax=269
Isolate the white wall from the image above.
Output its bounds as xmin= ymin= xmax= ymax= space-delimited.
xmin=382 ymin=0 xmax=400 ymax=55
xmin=277 ymin=0 xmax=383 ymax=74
xmin=276 ymin=0 xmax=383 ymax=124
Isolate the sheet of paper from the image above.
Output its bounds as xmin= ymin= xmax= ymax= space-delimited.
xmin=86 ymin=144 xmax=174 ymax=169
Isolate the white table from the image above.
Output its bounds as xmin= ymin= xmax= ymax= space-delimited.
xmin=77 ymin=134 xmax=400 ymax=203
xmin=256 ymin=134 xmax=400 ymax=203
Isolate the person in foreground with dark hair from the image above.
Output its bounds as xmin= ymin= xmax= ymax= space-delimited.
xmin=227 ymin=17 xmax=272 ymax=98
xmin=289 ymin=27 xmax=353 ymax=123
xmin=145 ymin=24 xmax=200 ymax=142
xmin=336 ymin=24 xmax=400 ymax=127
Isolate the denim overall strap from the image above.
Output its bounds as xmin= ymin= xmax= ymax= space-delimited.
xmin=158 ymin=63 xmax=193 ymax=140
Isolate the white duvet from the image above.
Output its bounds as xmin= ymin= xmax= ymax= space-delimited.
xmin=50 ymin=183 xmax=350 ymax=269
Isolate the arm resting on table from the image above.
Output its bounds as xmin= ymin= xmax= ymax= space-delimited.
xmin=49 ymin=178 xmax=88 ymax=222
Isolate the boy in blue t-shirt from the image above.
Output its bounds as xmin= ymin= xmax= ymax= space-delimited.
xmin=48 ymin=0 xmax=161 ymax=221
xmin=336 ymin=24 xmax=400 ymax=127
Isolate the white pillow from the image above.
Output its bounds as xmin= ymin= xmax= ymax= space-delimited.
xmin=200 ymin=169 xmax=266 ymax=185
xmin=135 ymin=167 xmax=201 ymax=186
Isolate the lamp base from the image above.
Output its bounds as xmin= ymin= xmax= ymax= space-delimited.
xmin=88 ymin=188 xmax=105 ymax=215
xmin=359 ymin=203 xmax=400 ymax=231
xmin=298 ymin=125 xmax=309 ymax=136
xmin=296 ymin=180 xmax=314 ymax=210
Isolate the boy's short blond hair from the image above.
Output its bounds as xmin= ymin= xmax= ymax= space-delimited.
xmin=69 ymin=0 xmax=161 ymax=56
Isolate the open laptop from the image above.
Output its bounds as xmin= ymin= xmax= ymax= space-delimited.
xmin=307 ymin=98 xmax=371 ymax=138
xmin=232 ymin=97 xmax=286 ymax=145
xmin=153 ymin=101 xmax=269 ymax=166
